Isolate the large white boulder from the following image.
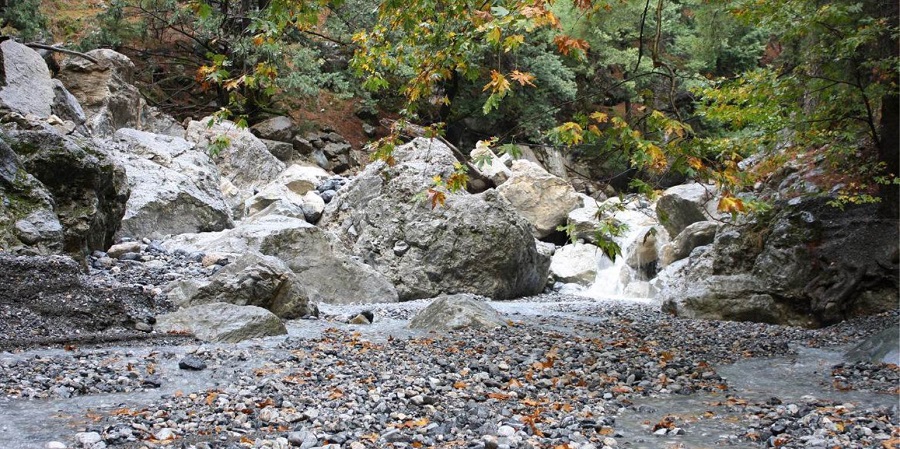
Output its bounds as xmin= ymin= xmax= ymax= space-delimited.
xmin=322 ymin=138 xmax=550 ymax=301
xmin=111 ymin=128 xmax=233 ymax=239
xmin=0 ymin=40 xmax=55 ymax=118
xmin=550 ymin=243 xmax=600 ymax=286
xmin=155 ymin=303 xmax=286 ymax=343
xmin=497 ymin=159 xmax=581 ymax=238
xmin=409 ymin=294 xmax=507 ymax=331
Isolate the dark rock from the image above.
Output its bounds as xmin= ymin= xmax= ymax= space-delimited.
xmin=8 ymin=129 xmax=129 ymax=256
xmin=178 ymin=355 xmax=207 ymax=371
xmin=250 ymin=116 xmax=294 ymax=142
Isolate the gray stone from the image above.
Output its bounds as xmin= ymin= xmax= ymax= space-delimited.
xmin=261 ymin=138 xmax=296 ymax=162
xmin=165 ymin=252 xmax=318 ymax=319
xmin=655 ymin=183 xmax=714 ymax=237
xmin=178 ymin=355 xmax=207 ymax=370
xmin=0 ymin=40 xmax=54 ymax=118
xmin=845 ymin=326 xmax=899 ymax=365
xmin=660 ymin=221 xmax=718 ymax=267
xmin=50 ymin=79 xmax=86 ymax=126
xmin=14 ymin=209 xmax=63 ymax=245
xmin=155 ymin=302 xmax=287 ymax=343
xmin=250 ymin=116 xmax=294 ymax=142
xmin=322 ymin=138 xmax=550 ymax=301
xmin=409 ymin=294 xmax=507 ymax=331
xmin=111 ymin=128 xmax=233 ymax=239
xmin=163 ymin=214 xmax=398 ymax=305
xmin=106 ymin=241 xmax=141 ymax=259
xmin=497 ymin=159 xmax=581 ymax=238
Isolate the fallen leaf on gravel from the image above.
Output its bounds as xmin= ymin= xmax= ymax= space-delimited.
xmin=453 ymin=381 xmax=467 ymax=389
xmin=487 ymin=392 xmax=510 ymax=400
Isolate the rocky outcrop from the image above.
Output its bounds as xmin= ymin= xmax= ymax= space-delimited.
xmin=163 ymin=214 xmax=398 ymax=304
xmin=0 ymin=254 xmax=155 ymax=344
xmin=0 ymin=40 xmax=55 ymax=118
xmin=293 ymin=130 xmax=357 ymax=173
xmin=7 ymin=130 xmax=128 ymax=255
xmin=155 ymin=303 xmax=287 ymax=343
xmin=323 ymin=138 xmax=550 ymax=301
xmin=845 ymin=326 xmax=899 ymax=365
xmin=56 ymin=49 xmax=142 ymax=136
xmin=655 ymin=183 xmax=716 ymax=237
xmin=550 ymin=243 xmax=599 ymax=285
xmin=166 ymin=252 xmax=318 ymax=319
xmin=658 ymin=198 xmax=899 ymax=327
xmin=0 ymin=136 xmax=61 ymax=253
xmin=409 ymin=294 xmax=507 ymax=331
xmin=111 ymin=128 xmax=232 ymax=239
xmin=497 ymin=160 xmax=581 ymax=238
xmin=184 ymin=117 xmax=285 ymax=215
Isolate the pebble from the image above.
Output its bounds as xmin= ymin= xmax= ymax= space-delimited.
xmin=178 ymin=355 xmax=207 ymax=370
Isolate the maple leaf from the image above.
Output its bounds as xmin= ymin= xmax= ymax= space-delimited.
xmin=427 ymin=189 xmax=446 ymax=209
xmin=717 ymin=194 xmax=746 ymax=214
xmin=483 ymin=70 xmax=511 ymax=94
xmin=510 ymin=70 xmax=536 ymax=87
xmin=553 ymin=35 xmax=590 ymax=56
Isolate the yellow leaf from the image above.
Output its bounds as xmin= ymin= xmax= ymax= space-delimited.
xmin=453 ymin=380 xmax=467 ymax=389
xmin=589 ymin=111 xmax=609 ymax=123
xmin=483 ymin=70 xmax=511 ymax=95
xmin=717 ymin=195 xmax=746 ymax=214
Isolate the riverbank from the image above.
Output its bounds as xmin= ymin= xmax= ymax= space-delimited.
xmin=0 ymin=295 xmax=896 ymax=449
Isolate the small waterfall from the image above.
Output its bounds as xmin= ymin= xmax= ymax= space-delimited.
xmin=578 ymin=207 xmax=665 ymax=300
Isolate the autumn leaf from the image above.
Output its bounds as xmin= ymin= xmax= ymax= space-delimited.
xmin=329 ymin=388 xmax=344 ymax=400
xmin=487 ymin=392 xmax=511 ymax=400
xmin=553 ymin=35 xmax=589 ymax=56
xmin=427 ymin=189 xmax=446 ymax=209
xmin=453 ymin=381 xmax=467 ymax=389
xmin=483 ymin=70 xmax=511 ymax=95
xmin=510 ymin=70 xmax=536 ymax=87
xmin=717 ymin=194 xmax=746 ymax=214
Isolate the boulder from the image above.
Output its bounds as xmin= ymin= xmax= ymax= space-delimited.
xmin=155 ymin=303 xmax=287 ymax=343
xmin=56 ymin=49 xmax=143 ymax=136
xmin=184 ymin=117 xmax=285 ymax=215
xmin=660 ymin=221 xmax=718 ymax=267
xmin=0 ymin=40 xmax=55 ymax=118
xmin=655 ymin=183 xmax=714 ymax=237
xmin=409 ymin=294 xmax=506 ymax=331
xmin=250 ymin=116 xmax=294 ymax=142
xmin=261 ymin=139 xmax=295 ymax=162
xmin=658 ymin=198 xmax=898 ymax=327
xmin=844 ymin=326 xmax=899 ymax=365
xmin=7 ymin=130 xmax=128 ymax=255
xmin=550 ymin=243 xmax=599 ymax=286
xmin=497 ymin=159 xmax=581 ymax=238
xmin=163 ymin=214 xmax=398 ymax=304
xmin=0 ymin=136 xmax=61 ymax=253
xmin=166 ymin=252 xmax=318 ymax=319
xmin=322 ymin=138 xmax=550 ymax=301
xmin=111 ymin=128 xmax=233 ymax=239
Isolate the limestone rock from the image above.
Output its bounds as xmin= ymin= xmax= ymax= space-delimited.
xmin=0 ymin=40 xmax=55 ymax=118
xmin=409 ymin=294 xmax=507 ymax=331
xmin=322 ymin=138 xmax=550 ymax=301
xmin=660 ymin=221 xmax=718 ymax=267
xmin=50 ymin=79 xmax=86 ymax=126
xmin=0 ymin=136 xmax=60 ymax=253
xmin=497 ymin=159 xmax=581 ymax=238
xmin=243 ymin=164 xmax=330 ymax=219
xmin=111 ymin=128 xmax=233 ymax=239
xmin=655 ymin=183 xmax=715 ymax=237
xmin=8 ymin=130 xmax=128 ymax=256
xmin=550 ymin=243 xmax=599 ymax=286
xmin=184 ymin=117 xmax=285 ymax=215
xmin=166 ymin=252 xmax=318 ymax=319
xmin=155 ymin=303 xmax=287 ymax=343
xmin=164 ymin=214 xmax=398 ymax=304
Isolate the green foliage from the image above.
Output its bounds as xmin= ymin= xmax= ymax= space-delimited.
xmin=1 ymin=0 xmax=49 ymax=41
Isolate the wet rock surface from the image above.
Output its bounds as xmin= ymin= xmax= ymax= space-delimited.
xmin=0 ymin=294 xmax=894 ymax=449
